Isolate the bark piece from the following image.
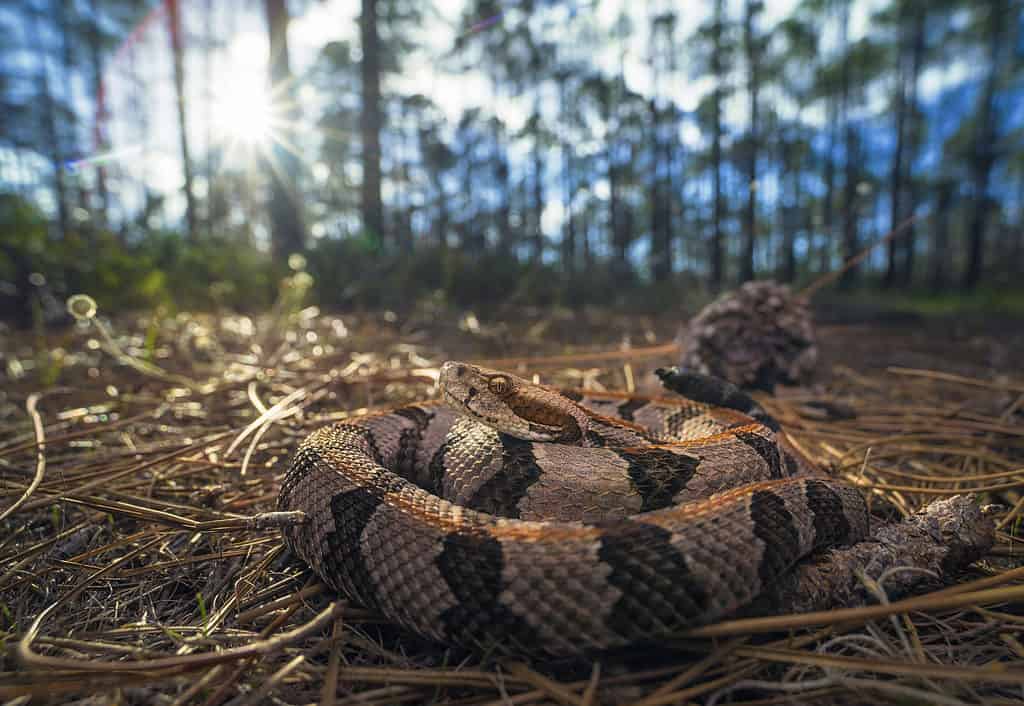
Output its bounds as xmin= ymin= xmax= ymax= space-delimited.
xmin=747 ymin=494 xmax=995 ymax=616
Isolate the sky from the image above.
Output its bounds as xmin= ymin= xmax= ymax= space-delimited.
xmin=0 ymin=0 xmax=988 ymax=236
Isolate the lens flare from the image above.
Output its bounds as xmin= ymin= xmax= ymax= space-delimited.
xmin=215 ymin=79 xmax=275 ymax=145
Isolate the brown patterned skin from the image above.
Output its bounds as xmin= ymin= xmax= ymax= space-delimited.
xmin=278 ymin=362 xmax=869 ymax=654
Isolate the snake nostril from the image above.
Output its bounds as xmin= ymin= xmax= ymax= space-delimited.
xmin=456 ymin=365 xmax=466 ymax=377
xmin=467 ymin=386 xmax=478 ymax=398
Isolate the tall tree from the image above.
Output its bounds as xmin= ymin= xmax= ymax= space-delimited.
xmin=312 ymin=40 xmax=361 ymax=237
xmin=455 ymin=2 xmax=547 ymax=262
xmin=772 ymin=15 xmax=818 ymax=282
xmin=84 ymin=0 xmax=114 ymax=226
xmin=263 ymin=0 xmax=306 ymax=258
xmin=359 ymin=0 xmax=384 ymax=248
xmin=579 ymin=72 xmax=623 ymax=275
xmin=833 ymin=34 xmax=886 ymax=288
xmin=489 ymin=115 xmax=513 ymax=256
xmin=690 ymin=0 xmax=732 ymax=289
xmin=897 ymin=2 xmax=928 ymax=286
xmin=806 ymin=0 xmax=850 ymax=278
xmin=607 ymin=80 xmax=648 ymax=281
xmin=709 ymin=0 xmax=728 ymax=289
xmin=56 ymin=0 xmax=85 ymax=217
xmin=1008 ymin=150 xmax=1024 ymax=278
xmin=883 ymin=1 xmax=910 ymax=287
xmin=963 ymin=0 xmax=1011 ymax=290
xmin=881 ymin=0 xmax=929 ymax=288
xmin=837 ymin=3 xmax=857 ymax=289
xmin=527 ymin=109 xmax=547 ymax=262
xmin=419 ymin=119 xmax=454 ymax=253
xmin=648 ymin=10 xmax=678 ymax=282
xmin=929 ymin=177 xmax=956 ymax=291
xmin=555 ymin=66 xmax=578 ymax=272
xmin=739 ymin=0 xmax=764 ymax=282
xmin=452 ymin=109 xmax=477 ymax=252
xmin=26 ymin=1 xmax=70 ymax=240
xmin=167 ymin=0 xmax=197 ymax=241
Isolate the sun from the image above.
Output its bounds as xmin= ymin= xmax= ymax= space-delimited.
xmin=214 ymin=78 xmax=274 ymax=146
xmin=209 ymin=31 xmax=307 ymax=170
xmin=211 ymin=32 xmax=280 ymax=148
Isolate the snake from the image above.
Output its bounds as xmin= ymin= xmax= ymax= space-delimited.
xmin=278 ymin=361 xmax=870 ymax=654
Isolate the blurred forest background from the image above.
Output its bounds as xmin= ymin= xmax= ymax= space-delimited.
xmin=0 ymin=0 xmax=1022 ymax=324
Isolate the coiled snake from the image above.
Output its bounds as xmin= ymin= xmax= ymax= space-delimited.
xmin=278 ymin=362 xmax=869 ymax=654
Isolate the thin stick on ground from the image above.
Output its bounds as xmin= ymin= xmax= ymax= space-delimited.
xmin=0 ymin=391 xmax=59 ymax=522
xmin=799 ymin=213 xmax=923 ymax=300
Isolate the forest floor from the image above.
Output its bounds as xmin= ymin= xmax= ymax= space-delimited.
xmin=1 ymin=300 xmax=1023 ymax=705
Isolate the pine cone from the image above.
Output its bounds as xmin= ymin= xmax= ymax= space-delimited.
xmin=679 ymin=281 xmax=817 ymax=390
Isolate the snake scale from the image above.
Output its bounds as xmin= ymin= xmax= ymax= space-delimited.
xmin=278 ymin=361 xmax=870 ymax=654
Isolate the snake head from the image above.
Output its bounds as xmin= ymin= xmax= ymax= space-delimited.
xmin=438 ymin=361 xmax=588 ymax=444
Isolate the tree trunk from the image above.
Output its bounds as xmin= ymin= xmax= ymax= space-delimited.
xmin=899 ymin=6 xmax=927 ymax=287
xmin=359 ymin=0 xmax=384 ymax=248
xmin=621 ymin=204 xmax=635 ymax=277
xmin=780 ymin=136 xmax=797 ymax=283
xmin=649 ymin=99 xmax=671 ymax=281
xmin=609 ymin=172 xmax=627 ymax=272
xmin=29 ymin=6 xmax=69 ymax=240
xmin=599 ymin=87 xmax=627 ymax=277
xmin=885 ymin=6 xmax=908 ymax=288
xmin=1013 ymin=172 xmax=1024 ymax=276
xmin=661 ymin=111 xmax=675 ymax=280
xmin=434 ymin=171 xmax=448 ymax=253
xmin=581 ymin=207 xmax=592 ymax=269
xmin=460 ymin=138 xmax=483 ymax=253
xmin=963 ymin=0 xmax=1008 ymax=290
xmin=608 ymin=146 xmax=623 ymax=272
xmin=840 ymin=125 xmax=859 ymax=289
xmin=709 ymin=0 xmax=725 ymax=290
xmin=397 ymin=130 xmax=414 ymax=252
xmin=821 ymin=100 xmax=836 ymax=275
xmin=87 ymin=0 xmax=109 ymax=227
xmin=203 ymin=0 xmax=215 ymax=239
xmin=562 ymin=145 xmax=575 ymax=272
xmin=497 ymin=151 xmax=512 ymax=256
xmin=167 ymin=0 xmax=197 ymax=242
xmin=930 ymin=179 xmax=954 ymax=292
xmin=803 ymin=165 xmax=817 ymax=281
xmin=57 ymin=0 xmax=87 ymax=221
xmin=740 ymin=0 xmax=760 ymax=283
xmin=838 ymin=10 xmax=858 ymax=290
xmin=662 ymin=17 xmax=680 ymax=280
xmin=263 ymin=0 xmax=306 ymax=259
xmin=559 ymin=80 xmax=575 ymax=272
xmin=532 ymin=116 xmax=545 ymax=262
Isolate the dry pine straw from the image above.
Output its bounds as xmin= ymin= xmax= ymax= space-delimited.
xmin=0 ymin=310 xmax=1023 ymax=706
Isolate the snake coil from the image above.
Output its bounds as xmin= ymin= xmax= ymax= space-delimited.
xmin=278 ymin=361 xmax=868 ymax=654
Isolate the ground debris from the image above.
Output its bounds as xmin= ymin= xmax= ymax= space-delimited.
xmin=679 ymin=281 xmax=817 ymax=390
xmin=1 ymin=307 xmax=1022 ymax=705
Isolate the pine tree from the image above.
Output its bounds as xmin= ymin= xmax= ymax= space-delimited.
xmin=263 ymin=0 xmax=306 ymax=259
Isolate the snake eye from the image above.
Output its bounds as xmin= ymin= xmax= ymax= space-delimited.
xmin=488 ymin=376 xmax=512 ymax=395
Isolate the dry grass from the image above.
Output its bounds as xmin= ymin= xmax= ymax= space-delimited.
xmin=1 ymin=303 xmax=1022 ymax=705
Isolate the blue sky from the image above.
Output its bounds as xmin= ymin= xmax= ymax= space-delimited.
xmin=0 ymin=0 xmax=1000 ymax=244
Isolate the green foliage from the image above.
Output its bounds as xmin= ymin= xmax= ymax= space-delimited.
xmin=818 ymin=286 xmax=1024 ymax=318
xmin=1 ymin=189 xmax=711 ymax=318
xmin=156 ymin=233 xmax=279 ymax=311
xmin=0 ymin=192 xmax=280 ymax=318
xmin=305 ymin=238 xmax=555 ymax=310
